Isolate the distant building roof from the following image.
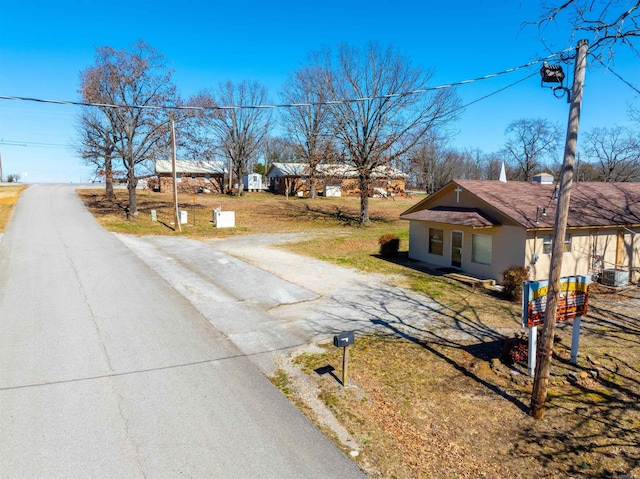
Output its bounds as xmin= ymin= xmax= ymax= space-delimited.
xmin=266 ymin=162 xmax=406 ymax=179
xmin=318 ymin=164 xmax=406 ymax=179
xmin=532 ymin=173 xmax=554 ymax=184
xmin=155 ymin=159 xmax=226 ymax=175
xmin=265 ymin=162 xmax=309 ymax=177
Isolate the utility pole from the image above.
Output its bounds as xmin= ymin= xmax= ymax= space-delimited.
xmin=170 ymin=113 xmax=182 ymax=233
xmin=530 ymin=39 xmax=589 ymax=420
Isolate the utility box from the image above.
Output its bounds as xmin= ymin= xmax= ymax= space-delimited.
xmin=333 ymin=331 xmax=355 ymax=348
xmin=601 ymin=268 xmax=629 ymax=287
xmin=324 ymin=184 xmax=342 ymax=197
xmin=212 ymin=207 xmax=235 ymax=228
xmin=179 ymin=210 xmax=188 ymax=224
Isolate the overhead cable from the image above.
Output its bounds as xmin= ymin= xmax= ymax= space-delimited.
xmin=0 ymin=49 xmax=574 ymax=112
xmin=594 ymin=57 xmax=640 ymax=95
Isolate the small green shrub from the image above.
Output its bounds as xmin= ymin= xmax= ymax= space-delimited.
xmin=502 ymin=265 xmax=529 ymax=302
xmin=378 ymin=233 xmax=400 ymax=258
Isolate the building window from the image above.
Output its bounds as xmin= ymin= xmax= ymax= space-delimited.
xmin=542 ymin=234 xmax=572 ymax=254
xmin=429 ymin=228 xmax=444 ymax=255
xmin=471 ymin=234 xmax=492 ymax=265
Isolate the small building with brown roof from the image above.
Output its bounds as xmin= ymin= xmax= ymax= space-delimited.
xmin=152 ymin=159 xmax=226 ymax=194
xmin=400 ymin=178 xmax=640 ymax=284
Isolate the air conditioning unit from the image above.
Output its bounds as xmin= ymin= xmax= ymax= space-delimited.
xmin=601 ymin=269 xmax=629 ymax=287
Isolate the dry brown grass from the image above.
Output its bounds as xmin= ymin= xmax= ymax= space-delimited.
xmin=77 ymin=188 xmax=416 ymax=234
xmin=0 ymin=185 xmax=27 ymax=232
xmin=295 ymin=285 xmax=640 ymax=479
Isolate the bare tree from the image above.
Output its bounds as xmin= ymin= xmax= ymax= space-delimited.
xmin=264 ymin=136 xmax=298 ymax=168
xmin=574 ymin=154 xmax=602 ymax=181
xmin=79 ymin=40 xmax=175 ymax=216
xmin=179 ymin=92 xmax=220 ymax=164
xmin=75 ymin=107 xmax=118 ymax=199
xmin=582 ymin=126 xmax=640 ymax=181
xmin=322 ymin=42 xmax=460 ymax=223
xmin=503 ymin=118 xmax=561 ymax=181
xmin=405 ymin=132 xmax=450 ymax=193
xmin=281 ymin=55 xmax=334 ymax=199
xmin=482 ymin=152 xmax=508 ymax=180
xmin=630 ymin=104 xmax=640 ymax=124
xmin=209 ymin=81 xmax=271 ymax=196
xmin=536 ymin=1 xmax=640 ymax=59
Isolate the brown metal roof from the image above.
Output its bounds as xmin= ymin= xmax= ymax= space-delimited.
xmin=454 ymin=180 xmax=640 ymax=229
xmin=400 ymin=206 xmax=499 ymax=228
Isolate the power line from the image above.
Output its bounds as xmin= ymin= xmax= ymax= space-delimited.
xmin=594 ymin=57 xmax=640 ymax=95
xmin=458 ymin=71 xmax=540 ymax=111
xmin=0 ymin=50 xmax=573 ymax=112
xmin=0 ymin=140 xmax=69 ymax=149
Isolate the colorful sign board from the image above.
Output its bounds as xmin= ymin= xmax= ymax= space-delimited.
xmin=521 ymin=275 xmax=591 ymax=328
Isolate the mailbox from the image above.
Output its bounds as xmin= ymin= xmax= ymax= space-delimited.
xmin=333 ymin=331 xmax=355 ymax=348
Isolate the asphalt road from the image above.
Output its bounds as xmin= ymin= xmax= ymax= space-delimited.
xmin=0 ymin=184 xmax=365 ymax=478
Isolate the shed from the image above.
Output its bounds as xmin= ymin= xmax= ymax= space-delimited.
xmin=243 ymin=173 xmax=263 ymax=192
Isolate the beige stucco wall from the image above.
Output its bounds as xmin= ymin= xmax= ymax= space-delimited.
xmin=526 ymin=228 xmax=640 ymax=282
xmin=407 ymin=222 xmax=526 ymax=283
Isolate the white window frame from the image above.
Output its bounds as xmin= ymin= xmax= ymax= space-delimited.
xmin=543 ymin=234 xmax=572 ymax=254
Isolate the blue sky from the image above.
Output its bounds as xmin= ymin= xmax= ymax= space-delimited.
xmin=1 ymin=0 xmax=638 ymax=182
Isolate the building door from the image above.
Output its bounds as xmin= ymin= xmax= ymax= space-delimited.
xmin=451 ymin=231 xmax=463 ymax=268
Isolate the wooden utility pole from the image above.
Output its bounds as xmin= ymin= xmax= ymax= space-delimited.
xmin=170 ymin=113 xmax=182 ymax=233
xmin=530 ymin=39 xmax=589 ymax=419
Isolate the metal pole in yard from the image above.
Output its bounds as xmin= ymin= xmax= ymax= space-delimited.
xmin=342 ymin=345 xmax=349 ymax=387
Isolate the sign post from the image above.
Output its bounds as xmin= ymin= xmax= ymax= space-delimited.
xmin=571 ymin=317 xmax=581 ymax=364
xmin=528 ymin=326 xmax=537 ymax=376
xmin=333 ymin=331 xmax=355 ymax=387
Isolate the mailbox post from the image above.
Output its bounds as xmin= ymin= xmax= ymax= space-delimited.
xmin=333 ymin=331 xmax=355 ymax=387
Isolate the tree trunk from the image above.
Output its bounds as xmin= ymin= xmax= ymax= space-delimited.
xmin=309 ymin=176 xmax=317 ymax=199
xmin=104 ymin=155 xmax=115 ymax=201
xmin=359 ymin=175 xmax=370 ymax=224
xmin=127 ymin=166 xmax=138 ymax=217
xmin=233 ymin=165 xmax=244 ymax=197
